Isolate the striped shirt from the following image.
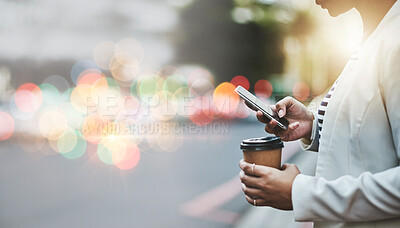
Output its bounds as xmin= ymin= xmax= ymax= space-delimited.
xmin=317 ymin=80 xmax=338 ymax=139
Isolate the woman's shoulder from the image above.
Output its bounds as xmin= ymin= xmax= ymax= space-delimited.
xmin=380 ymin=15 xmax=400 ymax=52
xmin=377 ymin=16 xmax=400 ymax=80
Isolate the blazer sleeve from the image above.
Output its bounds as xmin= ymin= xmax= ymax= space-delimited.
xmin=291 ymin=39 xmax=400 ymax=222
xmin=292 ymin=168 xmax=400 ymax=222
xmin=300 ymin=112 xmax=319 ymax=152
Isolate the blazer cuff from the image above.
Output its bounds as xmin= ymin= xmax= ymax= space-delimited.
xmin=300 ymin=112 xmax=319 ymax=152
xmin=292 ymin=174 xmax=320 ymax=222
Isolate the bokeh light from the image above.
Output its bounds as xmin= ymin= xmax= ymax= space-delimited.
xmin=4 ymin=37 xmax=308 ymax=171
xmin=38 ymin=107 xmax=68 ymax=141
xmin=137 ymin=74 xmax=164 ymax=105
xmin=61 ymin=130 xmax=87 ymax=160
xmin=93 ymin=41 xmax=116 ymax=70
xmin=188 ymin=68 xmax=214 ymax=86
xmin=151 ymin=91 xmax=176 ymax=121
xmin=97 ymin=143 xmax=114 ymax=165
xmin=70 ymin=84 xmax=97 ymax=114
xmin=158 ymin=65 xmax=181 ymax=78
xmin=82 ymin=113 xmax=110 ymax=144
xmin=189 ymin=96 xmax=214 ymax=126
xmin=15 ymin=83 xmax=42 ymax=113
xmin=188 ymin=68 xmax=215 ymax=97
xmin=71 ymin=60 xmax=101 ymax=85
xmin=254 ymin=79 xmax=273 ymax=98
xmin=43 ymin=75 xmax=70 ymax=92
xmin=0 ymin=111 xmax=15 ymax=141
xmin=14 ymin=90 xmax=40 ymax=113
xmin=113 ymin=144 xmax=141 ymax=170
xmin=292 ymin=81 xmax=310 ymax=101
xmin=172 ymin=87 xmax=192 ymax=116
xmin=110 ymin=52 xmax=140 ymax=82
xmin=231 ymin=75 xmax=250 ymax=90
xmin=77 ymin=71 xmax=103 ymax=86
xmin=162 ymin=74 xmax=187 ymax=94
xmin=39 ymin=83 xmax=61 ymax=106
xmin=114 ymin=38 xmax=144 ymax=63
xmin=189 ymin=78 xmax=214 ymax=97
xmin=116 ymin=96 xmax=141 ymax=117
xmin=235 ymin=100 xmax=251 ymax=118
xmin=213 ymin=82 xmax=239 ymax=118
xmin=57 ymin=128 xmax=78 ymax=154
xmin=61 ymin=102 xmax=84 ymax=129
xmin=9 ymin=93 xmax=36 ymax=120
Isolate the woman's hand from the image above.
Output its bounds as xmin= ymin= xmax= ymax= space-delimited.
xmin=239 ymin=159 xmax=300 ymax=210
xmin=246 ymin=96 xmax=314 ymax=142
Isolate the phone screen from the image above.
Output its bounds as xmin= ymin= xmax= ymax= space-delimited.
xmin=235 ymin=86 xmax=289 ymax=130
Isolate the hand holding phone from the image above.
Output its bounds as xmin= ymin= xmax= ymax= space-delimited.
xmin=235 ymin=86 xmax=289 ymax=130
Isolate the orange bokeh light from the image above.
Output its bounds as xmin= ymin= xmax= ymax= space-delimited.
xmin=213 ymin=82 xmax=239 ymax=118
xmin=82 ymin=113 xmax=110 ymax=144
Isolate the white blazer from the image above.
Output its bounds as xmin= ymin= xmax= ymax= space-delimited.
xmin=292 ymin=2 xmax=400 ymax=228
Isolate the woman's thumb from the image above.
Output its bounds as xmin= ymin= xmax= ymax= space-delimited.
xmin=276 ymin=97 xmax=293 ymax=118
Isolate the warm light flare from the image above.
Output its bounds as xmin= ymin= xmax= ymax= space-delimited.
xmin=0 ymin=111 xmax=15 ymax=141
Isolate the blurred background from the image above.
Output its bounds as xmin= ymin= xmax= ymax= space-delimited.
xmin=0 ymin=0 xmax=362 ymax=227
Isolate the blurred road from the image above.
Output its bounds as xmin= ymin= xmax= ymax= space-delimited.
xmin=0 ymin=121 xmax=275 ymax=228
xmin=0 ymin=120 xmax=318 ymax=228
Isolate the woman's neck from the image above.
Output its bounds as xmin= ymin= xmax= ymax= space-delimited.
xmin=354 ymin=0 xmax=397 ymax=42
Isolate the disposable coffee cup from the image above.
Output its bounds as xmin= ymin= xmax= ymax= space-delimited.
xmin=240 ymin=136 xmax=284 ymax=169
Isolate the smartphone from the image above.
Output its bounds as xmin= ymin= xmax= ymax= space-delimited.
xmin=235 ymin=86 xmax=289 ymax=130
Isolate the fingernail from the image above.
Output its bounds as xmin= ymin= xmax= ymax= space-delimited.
xmin=278 ymin=110 xmax=284 ymax=118
xmin=295 ymin=122 xmax=300 ymax=128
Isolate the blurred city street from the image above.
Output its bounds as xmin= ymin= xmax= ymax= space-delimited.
xmin=0 ymin=0 xmax=356 ymax=227
xmin=0 ymin=121 xmax=316 ymax=228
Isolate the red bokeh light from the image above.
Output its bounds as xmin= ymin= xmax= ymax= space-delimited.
xmin=292 ymin=81 xmax=310 ymax=101
xmin=77 ymin=71 xmax=103 ymax=86
xmin=254 ymin=79 xmax=273 ymax=99
xmin=15 ymin=83 xmax=43 ymax=113
xmin=0 ymin=111 xmax=15 ymax=141
xmin=113 ymin=144 xmax=141 ymax=170
xmin=189 ymin=96 xmax=214 ymax=126
xmin=231 ymin=75 xmax=250 ymax=90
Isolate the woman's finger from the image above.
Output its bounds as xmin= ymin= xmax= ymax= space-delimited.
xmin=269 ymin=105 xmax=277 ymax=112
xmin=264 ymin=119 xmax=279 ymax=134
xmin=279 ymin=122 xmax=299 ymax=141
xmin=242 ymin=184 xmax=263 ymax=199
xmin=239 ymin=159 xmax=265 ymax=177
xmin=267 ymin=120 xmax=287 ymax=138
xmin=245 ymin=194 xmax=269 ymax=207
xmin=256 ymin=111 xmax=271 ymax=124
xmin=239 ymin=171 xmax=261 ymax=188
xmin=275 ymin=97 xmax=294 ymax=118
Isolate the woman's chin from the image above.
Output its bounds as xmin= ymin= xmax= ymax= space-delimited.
xmin=327 ymin=8 xmax=344 ymax=17
xmin=325 ymin=5 xmax=354 ymax=17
